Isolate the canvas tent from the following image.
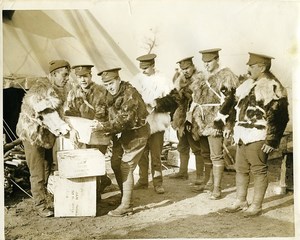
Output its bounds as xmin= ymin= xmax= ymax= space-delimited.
xmin=3 ymin=9 xmax=140 ymax=87
xmin=2 ymin=8 xmax=143 ymax=141
xmin=2 ymin=1 xmax=298 ymax=141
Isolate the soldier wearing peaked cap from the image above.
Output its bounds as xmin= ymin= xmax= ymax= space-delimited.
xmin=65 ymin=64 xmax=112 ymax=196
xmin=155 ymin=56 xmax=211 ymax=188
xmin=72 ymin=64 xmax=94 ymax=76
xmin=199 ymin=48 xmax=222 ymax=62
xmin=98 ymin=67 xmax=122 ymax=83
xmin=16 ymin=60 xmax=72 ymax=217
xmin=246 ymin=52 xmax=274 ymax=65
xmin=91 ymin=67 xmax=150 ymax=217
xmin=222 ymin=52 xmax=289 ymax=217
xmin=136 ymin=53 xmax=157 ymax=69
xmin=66 ymin=64 xmax=107 ymax=125
xmin=190 ymin=48 xmax=239 ymax=200
xmin=131 ymin=53 xmax=172 ymax=194
xmin=48 ymin=60 xmax=72 ymax=102
xmin=49 ymin=59 xmax=70 ymax=73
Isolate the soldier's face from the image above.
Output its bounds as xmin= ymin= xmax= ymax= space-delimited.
xmin=103 ymin=78 xmax=121 ymax=95
xmin=53 ymin=68 xmax=70 ymax=88
xmin=248 ymin=64 xmax=263 ymax=80
xmin=77 ymin=73 xmax=92 ymax=89
xmin=141 ymin=65 xmax=155 ymax=76
xmin=181 ymin=65 xmax=195 ymax=79
xmin=204 ymin=58 xmax=219 ymax=73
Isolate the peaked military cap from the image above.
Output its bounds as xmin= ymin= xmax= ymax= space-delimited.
xmin=176 ymin=56 xmax=194 ymax=69
xmin=49 ymin=60 xmax=70 ymax=73
xmin=97 ymin=67 xmax=121 ymax=82
xmin=246 ymin=52 xmax=274 ymax=65
xmin=199 ymin=48 xmax=221 ymax=62
xmin=136 ymin=53 xmax=157 ymax=69
xmin=72 ymin=65 xmax=94 ymax=76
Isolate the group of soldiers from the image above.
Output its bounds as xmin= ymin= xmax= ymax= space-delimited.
xmin=16 ymin=48 xmax=289 ymax=219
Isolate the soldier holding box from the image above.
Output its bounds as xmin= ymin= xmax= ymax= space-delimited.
xmin=65 ymin=64 xmax=112 ymax=193
xmin=92 ymin=67 xmax=150 ymax=217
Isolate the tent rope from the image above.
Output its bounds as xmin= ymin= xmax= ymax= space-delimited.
xmin=16 ymin=81 xmax=28 ymax=93
xmin=3 ymin=119 xmax=19 ymax=142
xmin=10 ymin=179 xmax=33 ymax=199
xmin=3 ymin=123 xmax=15 ymax=143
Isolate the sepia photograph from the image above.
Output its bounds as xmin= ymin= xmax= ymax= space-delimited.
xmin=1 ymin=0 xmax=299 ymax=239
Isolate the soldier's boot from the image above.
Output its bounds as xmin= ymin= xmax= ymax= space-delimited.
xmin=243 ymin=174 xmax=268 ymax=218
xmin=192 ymin=163 xmax=212 ymax=193
xmin=36 ymin=201 xmax=54 ymax=218
xmin=169 ymin=152 xmax=189 ymax=180
xmin=111 ymin=161 xmax=123 ymax=195
xmin=195 ymin=154 xmax=204 ymax=185
xmin=99 ymin=174 xmax=112 ymax=193
xmin=209 ymin=165 xmax=224 ymax=200
xmin=107 ymin=190 xmax=133 ymax=217
xmin=108 ymin=162 xmax=134 ymax=217
xmin=204 ymin=164 xmax=213 ymax=192
xmin=225 ymin=173 xmax=249 ymax=213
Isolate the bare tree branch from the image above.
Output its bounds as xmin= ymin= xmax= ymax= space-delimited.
xmin=142 ymin=28 xmax=158 ymax=53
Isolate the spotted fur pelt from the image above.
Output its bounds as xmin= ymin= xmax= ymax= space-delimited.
xmin=16 ymin=78 xmax=65 ymax=149
xmin=231 ymin=73 xmax=289 ymax=147
xmin=101 ymin=81 xmax=149 ymax=134
xmin=190 ymin=68 xmax=238 ymax=137
xmin=65 ymin=82 xmax=108 ymax=121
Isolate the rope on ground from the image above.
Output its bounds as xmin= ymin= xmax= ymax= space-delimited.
xmin=10 ymin=179 xmax=33 ymax=199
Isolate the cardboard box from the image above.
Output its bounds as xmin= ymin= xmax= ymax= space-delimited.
xmin=53 ymin=175 xmax=97 ymax=217
xmin=57 ymin=148 xmax=106 ymax=179
xmin=64 ymin=116 xmax=111 ymax=145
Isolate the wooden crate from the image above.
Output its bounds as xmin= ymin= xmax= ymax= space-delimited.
xmin=53 ymin=175 xmax=97 ymax=217
xmin=57 ymin=148 xmax=106 ymax=179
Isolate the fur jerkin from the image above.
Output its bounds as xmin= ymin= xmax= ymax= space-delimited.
xmin=65 ymin=82 xmax=108 ymax=121
xmin=155 ymin=71 xmax=196 ymax=138
xmin=101 ymin=81 xmax=149 ymax=134
xmin=190 ymin=68 xmax=238 ymax=137
xmin=16 ymin=79 xmax=65 ymax=149
xmin=131 ymin=72 xmax=171 ymax=134
xmin=225 ymin=73 xmax=289 ymax=148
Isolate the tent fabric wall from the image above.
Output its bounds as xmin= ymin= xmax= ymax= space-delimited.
xmin=3 ymin=9 xmax=139 ymax=84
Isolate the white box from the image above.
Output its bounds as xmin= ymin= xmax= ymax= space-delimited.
xmin=53 ymin=175 xmax=97 ymax=217
xmin=65 ymin=116 xmax=111 ymax=145
xmin=57 ymin=148 xmax=106 ymax=179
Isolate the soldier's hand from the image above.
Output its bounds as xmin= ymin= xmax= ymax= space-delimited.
xmin=261 ymin=144 xmax=274 ymax=154
xmin=223 ymin=129 xmax=232 ymax=138
xmin=68 ymin=128 xmax=79 ymax=147
xmin=146 ymin=104 xmax=155 ymax=113
xmin=91 ymin=120 xmax=104 ymax=131
xmin=185 ymin=122 xmax=192 ymax=132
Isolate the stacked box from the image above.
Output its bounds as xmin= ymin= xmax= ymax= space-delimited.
xmin=54 ymin=143 xmax=106 ymax=217
xmin=54 ymin=176 xmax=97 ymax=217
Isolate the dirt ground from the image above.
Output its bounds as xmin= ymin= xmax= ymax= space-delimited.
xmin=4 ymin=157 xmax=295 ymax=240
